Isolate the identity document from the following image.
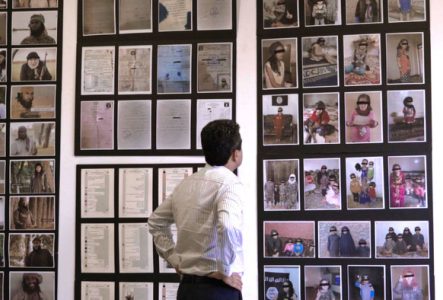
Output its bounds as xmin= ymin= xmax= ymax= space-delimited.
xmin=156 ymin=100 xmax=191 ymax=149
xmin=119 ymin=223 xmax=153 ymax=273
xmin=118 ymin=46 xmax=152 ymax=94
xmin=81 ymin=281 xmax=115 ymax=300
xmin=81 ymin=47 xmax=115 ymax=95
xmin=197 ymin=43 xmax=232 ymax=92
xmin=117 ymin=100 xmax=151 ymax=150
xmin=118 ymin=168 xmax=152 ymax=218
xmin=81 ymin=223 xmax=115 ymax=273
xmin=80 ymin=168 xmax=114 ymax=218
xmin=80 ymin=101 xmax=114 ymax=150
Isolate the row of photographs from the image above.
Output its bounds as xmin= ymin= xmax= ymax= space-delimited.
xmin=261 ymin=90 xmax=426 ymax=145
xmin=261 ymin=32 xmax=425 ymax=89
xmin=82 ymin=0 xmax=233 ymax=36
xmin=262 ymin=0 xmax=427 ymax=29
xmin=0 ymin=1 xmax=58 ymax=9
xmin=262 ymin=155 xmax=428 ymax=210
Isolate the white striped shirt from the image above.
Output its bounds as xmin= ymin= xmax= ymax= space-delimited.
xmin=148 ymin=164 xmax=244 ymax=276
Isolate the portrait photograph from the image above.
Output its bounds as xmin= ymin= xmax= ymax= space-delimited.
xmin=10 ymin=85 xmax=56 ymax=119
xmin=345 ymin=91 xmax=383 ymax=144
xmin=262 ymin=94 xmax=298 ymax=146
xmin=305 ymin=0 xmax=341 ymax=26
xmin=305 ymin=265 xmax=342 ymax=300
xmin=83 ymin=0 xmax=115 ymax=36
xmin=375 ymin=220 xmax=429 ymax=259
xmin=9 ymin=233 xmax=54 ymax=267
xmin=0 ymin=123 xmax=4 ymax=157
xmin=263 ymin=159 xmax=300 ymax=211
xmin=197 ymin=0 xmax=232 ymax=30
xmin=263 ymin=0 xmax=299 ymax=29
xmin=81 ymin=46 xmax=115 ymax=95
xmin=346 ymin=156 xmax=384 ymax=210
xmin=119 ymin=0 xmax=152 ymax=34
xmin=12 ymin=11 xmax=57 ymax=45
xmin=0 ymin=1 xmax=5 ymax=9
xmin=264 ymin=221 xmax=315 ymax=258
xmin=388 ymin=155 xmax=427 ymax=208
xmin=0 ymin=234 xmax=3 ymax=266
xmin=386 ymin=32 xmax=425 ymax=84
xmin=0 ymin=160 xmax=4 ymax=194
xmin=0 ymin=197 xmax=3 ymax=229
xmin=348 ymin=265 xmax=385 ymax=300
xmin=10 ymin=122 xmax=56 ymax=157
xmin=262 ymin=38 xmax=297 ymax=90
xmin=10 ymin=196 xmax=55 ymax=230
xmin=10 ymin=159 xmax=56 ymax=194
xmin=197 ymin=42 xmax=232 ymax=93
xmin=302 ymin=36 xmax=339 ymax=88
xmin=11 ymin=48 xmax=57 ymax=82
xmin=390 ymin=265 xmax=429 ymax=299
xmin=10 ymin=272 xmax=55 ymax=300
xmin=158 ymin=0 xmax=192 ymax=32
xmin=157 ymin=44 xmax=191 ymax=94
xmin=346 ymin=0 xmax=383 ymax=25
xmin=118 ymin=45 xmax=152 ymax=94
xmin=387 ymin=90 xmax=426 ymax=143
xmin=0 ymin=13 xmax=6 ymax=45
xmin=304 ymin=158 xmax=341 ymax=211
xmin=0 ymin=49 xmax=6 ymax=82
xmin=318 ymin=221 xmax=371 ymax=258
xmin=80 ymin=100 xmax=114 ymax=150
xmin=388 ymin=0 xmax=426 ymax=22
xmin=0 ymin=87 xmax=5 ymax=118
xmin=13 ymin=0 xmax=58 ymax=8
xmin=264 ymin=265 xmax=300 ymax=300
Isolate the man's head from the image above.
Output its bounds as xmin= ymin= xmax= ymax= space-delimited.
xmin=17 ymin=86 xmax=34 ymax=109
xmin=32 ymin=237 xmax=42 ymax=250
xmin=26 ymin=52 xmax=40 ymax=70
xmin=22 ymin=273 xmax=42 ymax=294
xmin=17 ymin=126 xmax=28 ymax=140
xmin=29 ymin=14 xmax=46 ymax=37
xmin=18 ymin=197 xmax=29 ymax=209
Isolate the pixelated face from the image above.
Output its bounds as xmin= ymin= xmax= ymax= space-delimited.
xmin=18 ymin=127 xmax=27 ymax=139
xmin=358 ymin=103 xmax=368 ymax=111
xmin=29 ymin=19 xmax=43 ymax=32
xmin=27 ymin=58 xmax=40 ymax=69
xmin=274 ymin=46 xmax=285 ymax=60
xmin=21 ymin=88 xmax=34 ymax=102
xmin=32 ymin=240 xmax=41 ymax=249
xmin=24 ymin=276 xmax=39 ymax=291
xmin=35 ymin=164 xmax=42 ymax=172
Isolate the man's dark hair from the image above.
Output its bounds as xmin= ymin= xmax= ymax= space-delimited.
xmin=201 ymin=119 xmax=241 ymax=166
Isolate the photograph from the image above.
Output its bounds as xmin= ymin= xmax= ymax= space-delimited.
xmin=386 ymin=32 xmax=425 ymax=84
xmin=304 ymin=0 xmax=341 ymax=26
xmin=264 ymin=265 xmax=300 ymax=300
xmin=159 ymin=282 xmax=180 ymax=300
xmin=318 ymin=221 xmax=371 ymax=258
xmin=262 ymin=38 xmax=297 ymax=89
xmin=305 ymin=265 xmax=341 ymax=300
xmin=117 ymin=100 xmax=152 ymax=150
xmin=304 ymin=158 xmax=341 ymax=210
xmin=10 ymin=85 xmax=56 ymax=119
xmin=346 ymin=0 xmax=383 ymax=24
xmin=0 ymin=161 xmax=4 ymax=193
xmin=262 ymin=94 xmax=298 ymax=146
xmin=81 ymin=282 xmax=114 ymax=300
xmin=196 ymin=99 xmax=232 ymax=149
xmin=81 ymin=223 xmax=115 ymax=273
xmin=388 ymin=0 xmax=426 ymax=22
xmin=390 ymin=265 xmax=429 ymax=299
xmin=12 ymin=48 xmax=56 ymax=82
xmin=159 ymin=0 xmax=192 ymax=32
xmin=10 ymin=196 xmax=55 ymax=230
xmin=80 ymin=168 xmax=115 ymax=218
xmin=10 ymin=272 xmax=55 ymax=300
xmin=303 ymin=93 xmax=339 ymax=144
xmin=345 ymin=91 xmax=382 ymax=144
xmin=346 ymin=156 xmax=384 ymax=210
xmin=9 ymin=233 xmax=54 ymax=267
xmin=118 ymin=45 xmax=152 ymax=94
xmin=263 ymin=159 xmax=300 ymax=211
xmin=10 ymin=122 xmax=56 ymax=157
xmin=119 ymin=168 xmax=153 ymax=218
xmin=157 ymin=44 xmax=191 ymax=94
xmin=156 ymin=99 xmax=191 ymax=149
xmin=83 ymin=0 xmax=115 ymax=36
xmin=0 ymin=13 xmax=5 ymax=45
xmin=0 ymin=49 xmax=6 ymax=82
xmin=0 ymin=87 xmax=5 ymax=118
xmin=0 ymin=123 xmax=4 ymax=156
xmin=387 ymin=90 xmax=426 ymax=142
xmin=119 ymin=282 xmax=153 ymax=300
xmin=80 ymin=100 xmax=114 ymax=150
xmin=0 ymin=1 xmax=4 ymax=9
xmin=0 ymin=234 xmax=2 ymax=266
xmin=13 ymin=0 xmax=58 ymax=8
xmin=264 ymin=221 xmax=315 ymax=258
xmin=81 ymin=46 xmax=115 ymax=95
xmin=10 ymin=159 xmax=55 ymax=194
xmin=375 ymin=220 xmax=429 ymax=258
xmin=388 ymin=155 xmax=427 ymax=208
xmin=197 ymin=43 xmax=232 ymax=93
xmin=197 ymin=0 xmax=232 ymax=30
xmin=12 ymin=11 xmax=57 ymax=45
xmin=348 ymin=265 xmax=385 ymax=300
xmin=119 ymin=0 xmax=152 ymax=34
xmin=158 ymin=167 xmax=193 ymax=203
xmin=0 ymin=197 xmax=3 ymax=229
xmin=263 ymin=0 xmax=299 ymax=29
xmin=302 ymin=36 xmax=339 ymax=88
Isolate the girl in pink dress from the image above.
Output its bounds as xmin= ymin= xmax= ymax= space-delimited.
xmin=346 ymin=94 xmax=378 ymax=143
xmin=390 ymin=163 xmax=406 ymax=207
xmin=397 ymin=39 xmax=411 ymax=83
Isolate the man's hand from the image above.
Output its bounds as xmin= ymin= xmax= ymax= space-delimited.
xmin=208 ymin=272 xmax=243 ymax=291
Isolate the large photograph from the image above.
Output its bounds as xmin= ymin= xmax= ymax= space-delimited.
xmin=305 ymin=265 xmax=342 ymax=300
xmin=264 ymin=265 xmax=300 ymax=300
xmin=10 ymin=159 xmax=55 ymax=194
xmin=10 ymin=272 xmax=55 ymax=300
xmin=12 ymin=48 xmax=56 ymax=82
xmin=10 ymin=122 xmax=56 ymax=157
xmin=197 ymin=43 xmax=232 ymax=93
xmin=9 ymin=233 xmax=54 ymax=267
xmin=12 ymin=11 xmax=57 ymax=45
xmin=262 ymin=38 xmax=297 ymax=89
xmin=10 ymin=196 xmax=55 ymax=230
xmin=10 ymin=85 xmax=56 ymax=119
xmin=304 ymin=0 xmax=341 ymax=26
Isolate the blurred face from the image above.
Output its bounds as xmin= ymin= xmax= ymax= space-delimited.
xmin=29 ymin=19 xmax=42 ymax=33
xmin=35 ymin=165 xmax=42 ymax=172
xmin=24 ymin=277 xmax=39 ymax=291
xmin=27 ymin=58 xmax=40 ymax=69
xmin=359 ymin=45 xmax=367 ymax=51
xmin=274 ymin=46 xmax=285 ymax=60
xmin=358 ymin=103 xmax=368 ymax=111
xmin=18 ymin=127 xmax=27 ymax=139
xmin=32 ymin=240 xmax=41 ymax=250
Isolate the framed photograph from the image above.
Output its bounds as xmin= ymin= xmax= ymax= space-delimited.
xmin=10 ymin=85 xmax=56 ymax=119
xmin=13 ymin=0 xmax=58 ymax=8
xmin=375 ymin=220 xmax=429 ymax=259
xmin=302 ymin=36 xmax=339 ymax=88
xmin=262 ymin=38 xmax=297 ymax=89
xmin=159 ymin=282 xmax=180 ymax=300
xmin=318 ymin=221 xmax=371 ymax=258
xmin=83 ymin=0 xmax=115 ymax=36
xmin=9 ymin=233 xmax=54 ymax=267
xmin=386 ymin=32 xmax=425 ymax=85
xmin=158 ymin=167 xmax=192 ymax=204
xmin=81 ymin=223 xmax=115 ymax=273
xmin=118 ymin=45 xmax=152 ymax=94
xmin=10 ymin=272 xmax=55 ymax=300
xmin=81 ymin=281 xmax=115 ymax=300
xmin=0 ymin=86 xmax=5 ymax=118
xmin=0 ymin=50 xmax=6 ymax=83
xmin=264 ymin=265 xmax=300 ymax=300
xmin=117 ymin=100 xmax=152 ymax=150
xmin=346 ymin=0 xmax=383 ymax=24
xmin=119 ymin=282 xmax=153 ymax=300
xmin=0 ymin=123 xmax=4 ymax=156
xmin=345 ymin=91 xmax=383 ymax=144
xmin=388 ymin=155 xmax=427 ymax=208
xmin=348 ymin=265 xmax=385 ymax=300
xmin=346 ymin=156 xmax=384 ymax=210
xmin=0 ymin=1 xmax=5 ymax=9
xmin=10 ymin=122 xmax=56 ymax=157
xmin=119 ymin=168 xmax=153 ymax=218
xmin=80 ymin=168 xmax=114 ymax=218
xmin=119 ymin=0 xmax=152 ymax=34
xmin=263 ymin=0 xmax=299 ymax=29
xmin=10 ymin=196 xmax=55 ymax=230
xmin=388 ymin=0 xmax=426 ymax=22
xmin=302 ymin=93 xmax=339 ymax=145
xmin=156 ymin=99 xmax=191 ymax=149
xmin=305 ymin=265 xmax=342 ymax=300
xmin=0 ymin=197 xmax=3 ymax=229
xmin=12 ymin=11 xmax=57 ymax=45
xmin=263 ymin=159 xmax=300 ymax=211
xmin=0 ymin=13 xmax=6 ymax=45
xmin=197 ymin=0 xmax=232 ymax=30
xmin=119 ymin=223 xmax=153 ymax=273
xmin=196 ymin=99 xmax=232 ymax=149
xmin=12 ymin=48 xmax=57 ymax=82
xmin=264 ymin=221 xmax=315 ymax=258
xmin=10 ymin=159 xmax=55 ymax=194
xmin=158 ymin=0 xmax=192 ymax=32
xmin=197 ymin=43 xmax=233 ymax=93
xmin=304 ymin=0 xmax=341 ymax=26
xmin=390 ymin=265 xmax=429 ymax=299
xmin=80 ymin=100 xmax=114 ymax=150
xmin=0 ymin=160 xmax=4 ymax=194
xmin=81 ymin=46 xmax=115 ymax=95
xmin=262 ymin=94 xmax=298 ymax=146
xmin=157 ymin=44 xmax=191 ymax=94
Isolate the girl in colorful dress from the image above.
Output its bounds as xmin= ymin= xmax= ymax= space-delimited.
xmin=397 ymin=39 xmax=411 ymax=82
xmin=346 ymin=94 xmax=378 ymax=143
xmin=390 ymin=163 xmax=406 ymax=207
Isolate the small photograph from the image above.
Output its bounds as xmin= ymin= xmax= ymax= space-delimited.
xmin=0 ymin=13 xmax=6 ymax=45
xmin=197 ymin=0 xmax=232 ymax=30
xmin=10 ymin=159 xmax=55 ymax=194
xmin=119 ymin=0 xmax=152 ymax=34
xmin=10 ymin=122 xmax=55 ymax=156
xmin=12 ymin=11 xmax=57 ymax=45
xmin=9 ymin=233 xmax=54 ymax=267
xmin=12 ymin=48 xmax=56 ymax=82
xmin=157 ymin=44 xmax=191 ymax=94
xmin=83 ymin=0 xmax=115 ymax=36
xmin=0 ymin=197 xmax=3 ymax=229
xmin=302 ymin=36 xmax=339 ymax=88
xmin=318 ymin=221 xmax=371 ymax=258
xmin=118 ymin=45 xmax=152 ymax=94
xmin=304 ymin=158 xmax=341 ymax=210
xmin=346 ymin=0 xmax=383 ymax=24
xmin=0 ymin=123 xmax=5 ymax=156
xmin=263 ymin=159 xmax=299 ymax=211
xmin=0 ymin=160 xmax=4 ymax=194
xmin=262 ymin=94 xmax=298 ymax=146
xmin=10 ymin=85 xmax=56 ymax=119
xmin=388 ymin=155 xmax=427 ymax=208
xmin=302 ymin=93 xmax=339 ymax=144
xmin=386 ymin=32 xmax=425 ymax=84
xmin=10 ymin=196 xmax=55 ymax=230
xmin=305 ymin=0 xmax=341 ymax=26
xmin=305 ymin=265 xmax=342 ymax=300
xmin=197 ymin=43 xmax=232 ymax=93
xmin=13 ymin=0 xmax=58 ymax=8
xmin=0 ymin=234 xmax=3 ymax=266
xmin=375 ymin=220 xmax=429 ymax=259
xmin=388 ymin=0 xmax=426 ymax=22
xmin=263 ymin=0 xmax=299 ymax=29
xmin=0 ymin=49 xmax=6 ymax=82
xmin=346 ymin=156 xmax=384 ymax=210
xmin=262 ymin=38 xmax=297 ymax=89
xmin=0 ymin=87 xmax=5 ymax=118
xmin=10 ymin=272 xmax=55 ymax=300
xmin=344 ymin=34 xmax=381 ymax=86
xmin=81 ymin=46 xmax=115 ymax=95
xmin=159 ymin=0 xmax=192 ymax=32
xmin=345 ymin=91 xmax=382 ymax=144
xmin=348 ymin=265 xmax=385 ymax=300
xmin=390 ymin=265 xmax=429 ymax=299
xmin=80 ymin=100 xmax=114 ymax=150
xmin=264 ymin=265 xmax=300 ymax=300
xmin=264 ymin=221 xmax=315 ymax=258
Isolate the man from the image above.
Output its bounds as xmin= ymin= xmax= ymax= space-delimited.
xmin=149 ymin=119 xmax=243 ymax=300
xmin=24 ymin=236 xmax=53 ymax=267
xmin=327 ymin=225 xmax=340 ymax=257
xmin=11 ymin=273 xmax=48 ymax=300
xmin=11 ymin=86 xmax=45 ymax=119
xmin=21 ymin=14 xmax=56 ymax=45
xmin=20 ymin=52 xmax=52 ymax=81
xmin=10 ymin=126 xmax=38 ymax=156
xmin=13 ymin=197 xmax=36 ymax=229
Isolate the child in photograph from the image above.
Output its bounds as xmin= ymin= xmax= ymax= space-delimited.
xmin=324 ymin=177 xmax=340 ymax=207
xmin=280 ymin=280 xmax=298 ymax=300
xmin=381 ymin=234 xmax=396 ymax=256
xmin=368 ymin=161 xmax=374 ymax=180
xmin=350 ymin=173 xmax=361 ymax=202
xmin=413 ymin=177 xmax=426 ymax=207
xmin=279 ymin=179 xmax=287 ymax=207
xmin=339 ymin=226 xmax=356 ymax=257
xmin=318 ymin=165 xmax=329 ymax=197
xmin=304 ymin=101 xmax=331 ymax=144
xmin=315 ymin=279 xmax=335 ymax=300
xmin=402 ymin=227 xmax=415 ymax=252
xmin=263 ymin=0 xmax=297 ymax=28
xmin=412 ymin=226 xmax=425 ymax=251
xmin=293 ymin=238 xmax=304 ymax=257
xmin=312 ymin=0 xmax=327 ymax=25
xmin=266 ymin=229 xmax=283 ymax=257
xmin=368 ymin=182 xmax=377 ymax=202
xmin=283 ymin=238 xmax=295 ymax=256
xmin=402 ymin=96 xmax=416 ymax=125
xmin=327 ymin=225 xmax=340 ymax=257
xmin=356 ymin=239 xmax=370 ymax=257
xmin=397 ymin=39 xmax=411 ymax=83
xmin=346 ymin=94 xmax=378 ymax=143
xmin=305 ymin=171 xmax=316 ymax=194
xmin=398 ymin=0 xmax=412 ymax=21
xmin=345 ymin=40 xmax=369 ymax=76
xmin=390 ymin=163 xmax=406 ymax=207
xmin=265 ymin=178 xmax=275 ymax=208
xmin=355 ymin=0 xmax=379 ymax=23
xmin=273 ymin=107 xmax=285 ymax=142
xmin=274 ymin=184 xmax=280 ymax=207
xmin=354 ymin=274 xmax=375 ymax=300
xmin=393 ymin=234 xmax=407 ymax=255
xmin=286 ymin=174 xmax=298 ymax=209
xmin=30 ymin=162 xmax=50 ymax=193
xmin=264 ymin=41 xmax=292 ymax=88
xmin=393 ymin=270 xmax=424 ymax=299
xmin=309 ymin=37 xmax=337 ymax=64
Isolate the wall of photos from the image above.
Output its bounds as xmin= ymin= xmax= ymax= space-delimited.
xmin=257 ymin=0 xmax=434 ymax=299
